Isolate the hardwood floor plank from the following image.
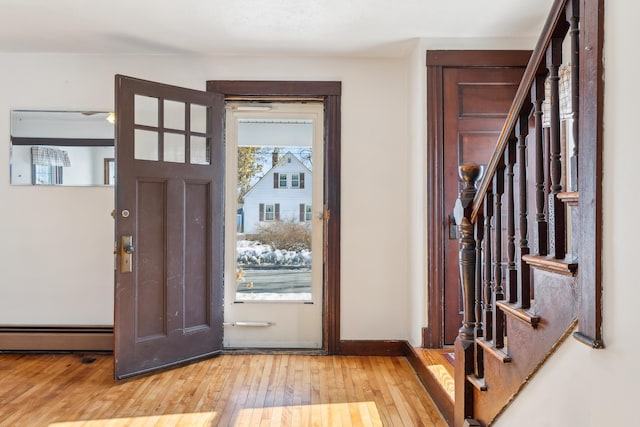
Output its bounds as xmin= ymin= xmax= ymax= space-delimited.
xmin=0 ymin=353 xmax=446 ymax=426
xmin=248 ymin=355 xmax=273 ymax=426
xmin=282 ymin=355 xmax=296 ymax=426
xmin=269 ymin=354 xmax=289 ymax=427
xmin=364 ymin=356 xmax=402 ymax=426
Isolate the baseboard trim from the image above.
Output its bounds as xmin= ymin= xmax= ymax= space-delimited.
xmin=0 ymin=326 xmax=114 ymax=351
xmin=337 ymin=340 xmax=407 ymax=356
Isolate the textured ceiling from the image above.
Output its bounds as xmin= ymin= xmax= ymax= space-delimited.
xmin=0 ymin=0 xmax=555 ymax=56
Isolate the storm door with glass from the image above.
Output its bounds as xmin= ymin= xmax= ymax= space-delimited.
xmin=223 ymin=102 xmax=324 ymax=348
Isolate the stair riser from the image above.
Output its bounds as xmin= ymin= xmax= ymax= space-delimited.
xmin=473 ymin=268 xmax=578 ymax=425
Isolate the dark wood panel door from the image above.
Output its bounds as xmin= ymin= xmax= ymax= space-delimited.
xmin=442 ymin=67 xmax=524 ymax=344
xmin=114 ymin=75 xmax=225 ymax=379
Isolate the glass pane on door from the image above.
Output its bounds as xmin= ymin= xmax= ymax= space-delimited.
xmin=164 ymin=100 xmax=185 ymax=130
xmin=164 ymin=133 xmax=185 ymax=163
xmin=190 ymin=136 xmax=210 ymax=165
xmin=134 ymin=129 xmax=159 ymax=161
xmin=234 ymin=120 xmax=314 ymax=302
xmin=134 ymin=95 xmax=158 ymax=127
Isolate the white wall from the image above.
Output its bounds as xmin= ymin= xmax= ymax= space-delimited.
xmin=406 ymin=40 xmax=427 ymax=345
xmin=0 ymin=53 xmax=414 ymax=341
xmin=495 ymin=2 xmax=640 ymax=425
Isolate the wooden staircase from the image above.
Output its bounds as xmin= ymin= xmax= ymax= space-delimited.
xmin=429 ymin=0 xmax=605 ymax=425
xmin=467 ymin=258 xmax=579 ymax=424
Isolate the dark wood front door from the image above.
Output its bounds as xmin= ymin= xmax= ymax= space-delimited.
xmin=114 ymin=75 xmax=225 ymax=379
xmin=426 ymin=51 xmax=530 ymax=347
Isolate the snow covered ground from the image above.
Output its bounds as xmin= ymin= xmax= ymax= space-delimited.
xmin=236 ymin=239 xmax=311 ymax=267
xmin=235 ymin=240 xmax=312 ymax=301
xmin=235 ymin=292 xmax=312 ymax=301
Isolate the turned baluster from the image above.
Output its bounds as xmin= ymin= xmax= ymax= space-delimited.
xmin=493 ymin=163 xmax=505 ymax=349
xmin=474 ymin=215 xmax=484 ymax=379
xmin=547 ymin=37 xmax=567 ymax=259
xmin=453 ymin=162 xmax=482 ymax=423
xmin=454 ymin=163 xmax=482 ymax=342
xmin=532 ymin=74 xmax=548 ymax=256
xmin=567 ymin=0 xmax=580 ymax=191
xmin=482 ymin=191 xmax=494 ymax=343
xmin=545 ymin=126 xmax=551 ymax=211
xmin=516 ymin=113 xmax=531 ymax=308
xmin=505 ymin=138 xmax=518 ymax=303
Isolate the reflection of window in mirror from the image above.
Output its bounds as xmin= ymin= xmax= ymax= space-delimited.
xmin=10 ymin=110 xmax=115 ymax=186
xmin=104 ymin=158 xmax=115 ymax=185
xmin=30 ymin=146 xmax=70 ymax=185
xmin=32 ymin=165 xmax=63 ymax=185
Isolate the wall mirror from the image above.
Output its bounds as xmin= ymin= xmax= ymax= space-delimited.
xmin=10 ymin=110 xmax=115 ymax=186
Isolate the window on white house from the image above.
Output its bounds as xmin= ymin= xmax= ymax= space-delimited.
xmin=260 ymin=203 xmax=280 ymax=221
xmin=279 ymin=173 xmax=287 ymax=188
xmin=291 ymin=173 xmax=300 ymax=188
xmin=305 ymin=205 xmax=313 ymax=221
xmin=265 ymin=204 xmax=275 ymax=221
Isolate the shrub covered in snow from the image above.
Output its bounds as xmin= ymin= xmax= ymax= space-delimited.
xmin=250 ymin=219 xmax=311 ymax=252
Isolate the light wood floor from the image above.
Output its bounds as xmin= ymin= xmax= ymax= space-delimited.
xmin=0 ymin=353 xmax=447 ymax=427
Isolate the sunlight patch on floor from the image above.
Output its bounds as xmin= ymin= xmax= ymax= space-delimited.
xmin=49 ymin=402 xmax=383 ymax=426
xmin=49 ymin=412 xmax=218 ymax=427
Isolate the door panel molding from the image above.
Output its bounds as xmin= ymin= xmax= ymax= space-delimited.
xmin=207 ymin=81 xmax=341 ymax=354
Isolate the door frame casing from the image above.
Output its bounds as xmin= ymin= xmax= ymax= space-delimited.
xmin=423 ymin=51 xmax=531 ymax=348
xmin=206 ymin=80 xmax=341 ymax=354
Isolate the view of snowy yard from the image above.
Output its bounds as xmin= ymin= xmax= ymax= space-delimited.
xmin=235 ymin=240 xmax=312 ymax=301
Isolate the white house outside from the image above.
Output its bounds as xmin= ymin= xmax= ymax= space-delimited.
xmin=241 ymin=152 xmax=313 ymax=234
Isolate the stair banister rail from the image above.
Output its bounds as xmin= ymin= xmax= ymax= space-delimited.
xmin=471 ymin=0 xmax=570 ymax=223
xmin=452 ymin=0 xmax=609 ymax=425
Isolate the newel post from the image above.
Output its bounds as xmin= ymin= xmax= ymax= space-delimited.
xmin=454 ymin=162 xmax=482 ymax=426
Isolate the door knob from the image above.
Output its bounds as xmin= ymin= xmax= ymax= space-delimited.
xmin=120 ymin=235 xmax=134 ymax=273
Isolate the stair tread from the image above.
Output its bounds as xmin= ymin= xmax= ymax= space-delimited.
xmin=557 ymin=190 xmax=579 ymax=205
xmin=476 ymin=337 xmax=511 ymax=363
xmin=522 ymin=254 xmax=578 ymax=276
xmin=497 ymin=300 xmax=541 ymax=327
xmin=467 ymin=374 xmax=488 ymax=391
xmin=415 ymin=349 xmax=455 ymax=401
xmin=412 ymin=348 xmax=455 ymax=425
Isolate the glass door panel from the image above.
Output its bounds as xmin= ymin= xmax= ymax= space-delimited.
xmin=224 ymin=102 xmax=324 ymax=349
xmin=235 ymin=141 xmax=314 ymax=302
